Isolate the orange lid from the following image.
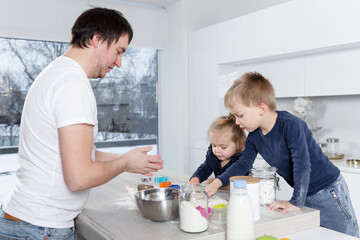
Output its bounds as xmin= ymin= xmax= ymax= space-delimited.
xmin=159 ymin=181 xmax=172 ymax=188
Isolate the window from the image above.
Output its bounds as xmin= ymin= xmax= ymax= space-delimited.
xmin=0 ymin=37 xmax=158 ymax=153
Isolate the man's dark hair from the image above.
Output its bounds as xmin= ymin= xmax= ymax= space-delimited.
xmin=70 ymin=7 xmax=133 ymax=48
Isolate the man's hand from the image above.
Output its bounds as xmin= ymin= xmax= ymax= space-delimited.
xmin=123 ymin=146 xmax=163 ymax=176
xmin=269 ymin=200 xmax=301 ymax=214
xmin=205 ymin=178 xmax=223 ymax=197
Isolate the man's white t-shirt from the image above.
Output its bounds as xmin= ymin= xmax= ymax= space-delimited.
xmin=3 ymin=56 xmax=98 ymax=228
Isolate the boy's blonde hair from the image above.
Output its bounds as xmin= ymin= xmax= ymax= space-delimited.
xmin=224 ymin=72 xmax=276 ymax=111
xmin=208 ymin=114 xmax=246 ymax=153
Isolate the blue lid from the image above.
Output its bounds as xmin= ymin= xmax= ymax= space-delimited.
xmin=233 ymin=179 xmax=246 ymax=188
xmin=154 ymin=176 xmax=168 ymax=183
xmin=154 ymin=177 xmax=163 ymax=183
xmin=168 ymin=184 xmax=180 ymax=189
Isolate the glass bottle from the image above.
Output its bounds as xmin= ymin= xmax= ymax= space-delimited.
xmin=137 ymin=177 xmax=154 ymax=191
xmin=250 ymin=167 xmax=278 ymax=206
xmin=227 ymin=180 xmax=254 ymax=240
xmin=179 ymin=184 xmax=208 ymax=233
xmin=326 ymin=138 xmax=340 ymax=157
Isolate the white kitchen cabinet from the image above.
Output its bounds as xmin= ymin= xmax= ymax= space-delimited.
xmin=305 ymin=47 xmax=360 ymax=96
xmin=188 ymin=65 xmax=219 ymax=150
xmin=189 ymin=26 xmax=219 ymax=153
xmin=236 ymin=57 xmax=305 ymax=98
xmin=283 ymin=0 xmax=360 ymax=54
xmin=216 ymin=4 xmax=283 ymax=64
xmin=342 ymin=172 xmax=360 ymax=225
xmin=189 ymin=147 xmax=207 ymax=177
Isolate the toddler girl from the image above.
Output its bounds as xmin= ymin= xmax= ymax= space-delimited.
xmin=189 ymin=114 xmax=246 ymax=187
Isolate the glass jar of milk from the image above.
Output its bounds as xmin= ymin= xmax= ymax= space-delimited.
xmin=179 ymin=184 xmax=209 ymax=233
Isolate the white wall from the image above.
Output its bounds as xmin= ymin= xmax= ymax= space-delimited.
xmin=0 ymin=0 xmax=167 ymax=49
xmin=160 ymin=0 xmax=291 ymax=174
xmin=277 ymin=96 xmax=360 ymax=157
xmin=158 ymin=2 xmax=189 ymax=173
xmin=0 ymin=0 xmax=294 ymax=175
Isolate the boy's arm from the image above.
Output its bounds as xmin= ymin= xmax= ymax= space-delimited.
xmin=286 ymin=123 xmax=312 ymax=208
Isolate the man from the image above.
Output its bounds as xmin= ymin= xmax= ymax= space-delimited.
xmin=0 ymin=7 xmax=163 ymax=239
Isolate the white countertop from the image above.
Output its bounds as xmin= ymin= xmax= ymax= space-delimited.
xmin=282 ymin=226 xmax=359 ymax=240
xmin=76 ymin=170 xmax=321 ymax=240
xmin=330 ymin=155 xmax=360 ymax=174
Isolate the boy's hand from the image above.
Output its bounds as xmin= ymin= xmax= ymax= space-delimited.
xmin=204 ymin=177 xmax=215 ymax=184
xmin=269 ymin=200 xmax=301 ymax=214
xmin=205 ymin=178 xmax=222 ymax=197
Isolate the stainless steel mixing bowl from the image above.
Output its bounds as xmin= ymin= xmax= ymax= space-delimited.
xmin=135 ymin=188 xmax=180 ymax=222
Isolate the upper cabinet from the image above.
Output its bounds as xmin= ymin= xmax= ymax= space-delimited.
xmin=283 ymin=0 xmax=360 ymax=53
xmin=237 ymin=57 xmax=305 ymax=98
xmin=305 ymin=47 xmax=360 ymax=96
xmin=216 ymin=5 xmax=283 ymax=64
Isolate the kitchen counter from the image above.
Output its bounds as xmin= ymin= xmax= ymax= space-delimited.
xmin=330 ymin=156 xmax=360 ymax=174
xmin=75 ymin=169 xmax=320 ymax=239
xmin=281 ymin=227 xmax=359 ymax=240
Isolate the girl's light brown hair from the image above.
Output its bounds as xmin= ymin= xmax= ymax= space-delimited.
xmin=208 ymin=114 xmax=246 ymax=153
xmin=224 ymin=72 xmax=276 ymax=111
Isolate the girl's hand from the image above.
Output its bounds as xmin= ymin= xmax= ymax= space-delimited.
xmin=269 ymin=200 xmax=301 ymax=214
xmin=189 ymin=177 xmax=200 ymax=184
xmin=205 ymin=178 xmax=222 ymax=197
xmin=204 ymin=177 xmax=215 ymax=184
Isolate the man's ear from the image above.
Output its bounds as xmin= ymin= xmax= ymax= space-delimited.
xmin=258 ymin=103 xmax=267 ymax=116
xmin=91 ymin=33 xmax=102 ymax=48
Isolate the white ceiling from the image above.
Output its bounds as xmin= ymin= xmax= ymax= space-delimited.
xmin=103 ymin=0 xmax=181 ymax=8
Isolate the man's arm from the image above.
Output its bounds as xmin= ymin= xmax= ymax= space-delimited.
xmin=59 ymin=124 xmax=163 ymax=191
xmin=95 ymin=149 xmax=123 ymax=162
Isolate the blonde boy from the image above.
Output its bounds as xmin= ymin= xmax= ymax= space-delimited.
xmin=206 ymin=72 xmax=359 ymax=237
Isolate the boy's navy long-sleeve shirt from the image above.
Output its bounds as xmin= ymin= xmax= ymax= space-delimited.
xmin=190 ymin=145 xmax=242 ymax=184
xmin=218 ymin=111 xmax=340 ymax=207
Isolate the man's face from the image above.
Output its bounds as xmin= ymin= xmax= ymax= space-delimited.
xmin=230 ymin=101 xmax=261 ymax=133
xmin=93 ymin=34 xmax=129 ymax=79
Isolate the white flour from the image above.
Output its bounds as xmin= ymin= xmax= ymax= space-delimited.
xmin=179 ymin=201 xmax=208 ymax=233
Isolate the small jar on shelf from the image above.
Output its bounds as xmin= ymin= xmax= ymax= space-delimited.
xmin=326 ymin=138 xmax=340 ymax=157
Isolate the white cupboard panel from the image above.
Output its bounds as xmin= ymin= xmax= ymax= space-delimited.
xmin=189 ymin=147 xmax=208 ymax=178
xmin=189 ymin=65 xmax=219 ymax=149
xmin=236 ymin=57 xmax=305 ymax=98
xmin=305 ymin=47 xmax=360 ymax=96
xmin=216 ymin=4 xmax=283 ymax=64
xmin=189 ymin=25 xmax=217 ymax=68
xmin=284 ymin=0 xmax=360 ymax=53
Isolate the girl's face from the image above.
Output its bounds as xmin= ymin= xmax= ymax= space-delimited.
xmin=209 ymin=128 xmax=237 ymax=161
